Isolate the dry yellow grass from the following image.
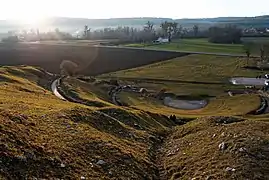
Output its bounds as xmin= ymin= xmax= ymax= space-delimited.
xmin=0 ymin=66 xmax=174 ymax=179
xmin=118 ymin=92 xmax=260 ymax=118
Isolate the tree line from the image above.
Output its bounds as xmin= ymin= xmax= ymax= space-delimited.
xmin=2 ymin=21 xmax=204 ymax=43
xmin=2 ymin=21 xmax=269 ymax=45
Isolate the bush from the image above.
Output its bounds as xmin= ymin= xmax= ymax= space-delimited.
xmin=208 ymin=25 xmax=242 ymax=44
xmin=2 ymin=36 xmax=19 ymax=43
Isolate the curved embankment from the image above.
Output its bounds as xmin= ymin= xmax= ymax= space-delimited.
xmin=163 ymin=97 xmax=208 ymax=110
xmin=230 ymin=77 xmax=267 ymax=86
xmin=51 ymin=78 xmax=66 ymax=100
xmin=110 ymin=85 xmax=208 ymax=110
xmin=229 ymin=77 xmax=269 ymax=115
xmin=52 ymin=78 xmax=264 ymax=116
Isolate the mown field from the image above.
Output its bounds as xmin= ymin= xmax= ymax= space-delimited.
xmin=125 ymin=38 xmax=244 ymax=54
xmin=124 ymin=37 xmax=269 ymax=55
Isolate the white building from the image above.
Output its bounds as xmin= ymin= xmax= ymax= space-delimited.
xmin=154 ymin=37 xmax=169 ymax=44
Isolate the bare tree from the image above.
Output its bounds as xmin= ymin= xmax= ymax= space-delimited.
xmin=83 ymin=25 xmax=91 ymax=39
xmin=160 ymin=21 xmax=180 ymax=42
xmin=193 ymin=25 xmax=199 ymax=37
xmin=243 ymin=43 xmax=251 ymax=66
xmin=144 ymin=21 xmax=154 ymax=32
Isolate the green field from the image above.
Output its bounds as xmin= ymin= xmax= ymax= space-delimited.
xmin=100 ymin=54 xmax=269 ymax=118
xmin=107 ymin=54 xmax=262 ymax=82
xmin=124 ymin=37 xmax=269 ymax=55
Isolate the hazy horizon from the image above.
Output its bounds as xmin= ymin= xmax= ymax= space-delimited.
xmin=0 ymin=0 xmax=268 ymax=24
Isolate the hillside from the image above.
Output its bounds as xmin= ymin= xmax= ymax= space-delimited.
xmin=1 ymin=64 xmax=269 ymax=179
xmin=1 ymin=15 xmax=269 ymax=34
xmin=0 ymin=66 xmax=175 ymax=179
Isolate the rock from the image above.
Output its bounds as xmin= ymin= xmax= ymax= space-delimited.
xmin=81 ymin=176 xmax=86 ymax=180
xmin=96 ymin=160 xmax=106 ymax=165
xmin=212 ymin=134 xmax=216 ymax=138
xmin=225 ymin=167 xmax=236 ymax=172
xmin=239 ymin=147 xmax=247 ymax=152
xmin=60 ymin=163 xmax=66 ymax=168
xmin=219 ymin=142 xmax=227 ymax=151
xmin=134 ymin=123 xmax=140 ymax=129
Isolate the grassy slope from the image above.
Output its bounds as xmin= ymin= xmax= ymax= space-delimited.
xmin=160 ymin=117 xmax=269 ymax=179
xmin=1 ymin=66 xmax=269 ymax=179
xmin=119 ymin=92 xmax=260 ymax=118
xmin=124 ymin=39 xmax=244 ymax=54
xmin=101 ymin=55 xmax=263 ymax=117
xmin=107 ymin=54 xmax=263 ymax=83
xmin=0 ymin=66 xmax=175 ymax=179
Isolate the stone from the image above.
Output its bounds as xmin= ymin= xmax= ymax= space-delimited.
xmin=219 ymin=142 xmax=227 ymax=151
xmin=96 ymin=160 xmax=106 ymax=165
xmin=225 ymin=167 xmax=236 ymax=172
xmin=239 ymin=147 xmax=247 ymax=152
xmin=60 ymin=163 xmax=65 ymax=168
xmin=81 ymin=176 xmax=86 ymax=180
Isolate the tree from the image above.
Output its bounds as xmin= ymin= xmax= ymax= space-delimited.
xmin=83 ymin=25 xmax=91 ymax=39
xmin=160 ymin=21 xmax=169 ymax=38
xmin=193 ymin=25 xmax=199 ymax=37
xmin=171 ymin=22 xmax=181 ymax=38
xmin=243 ymin=43 xmax=252 ymax=66
xmin=160 ymin=21 xmax=180 ymax=42
xmin=260 ymin=45 xmax=265 ymax=61
xmin=208 ymin=25 xmax=242 ymax=44
xmin=144 ymin=21 xmax=154 ymax=33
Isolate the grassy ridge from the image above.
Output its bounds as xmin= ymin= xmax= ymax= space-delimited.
xmin=0 ymin=66 xmax=176 ymax=179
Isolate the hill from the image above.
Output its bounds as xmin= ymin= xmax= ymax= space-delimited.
xmin=1 ymin=15 xmax=269 ymax=34
xmin=1 ymin=64 xmax=269 ymax=179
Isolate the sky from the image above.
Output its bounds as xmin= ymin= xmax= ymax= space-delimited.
xmin=0 ymin=0 xmax=268 ymax=23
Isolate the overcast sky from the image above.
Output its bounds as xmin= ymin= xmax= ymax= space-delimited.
xmin=0 ymin=0 xmax=268 ymax=22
